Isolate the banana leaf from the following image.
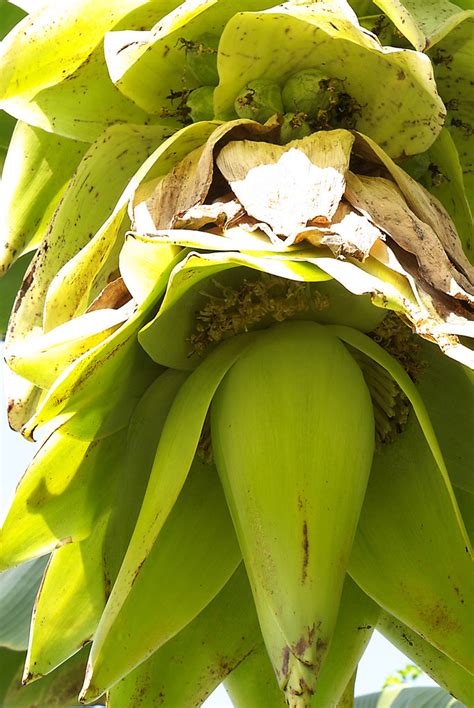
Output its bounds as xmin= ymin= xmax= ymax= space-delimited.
xmin=354 ymin=686 xmax=465 ymax=707
xmin=0 ymin=0 xmax=26 ymax=39
xmin=0 ymin=253 xmax=33 ymax=340
xmin=3 ymin=646 xmax=97 ymax=707
xmin=0 ymin=556 xmax=48 ymax=650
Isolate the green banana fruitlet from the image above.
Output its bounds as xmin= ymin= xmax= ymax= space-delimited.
xmin=0 ymin=1 xmax=473 ymax=707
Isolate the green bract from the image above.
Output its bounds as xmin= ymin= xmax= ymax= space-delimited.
xmin=0 ymin=1 xmax=473 ymax=707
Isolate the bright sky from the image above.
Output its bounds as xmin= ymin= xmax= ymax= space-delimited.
xmin=0 ymin=345 xmax=436 ymax=703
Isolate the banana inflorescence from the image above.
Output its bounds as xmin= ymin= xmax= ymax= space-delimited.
xmin=0 ymin=1 xmax=473 ymax=707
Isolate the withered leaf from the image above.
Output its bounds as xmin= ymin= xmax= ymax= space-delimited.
xmin=297 ymin=201 xmax=383 ymax=261
xmin=216 ymin=130 xmax=354 ymax=242
xmin=345 ymin=173 xmax=474 ymax=304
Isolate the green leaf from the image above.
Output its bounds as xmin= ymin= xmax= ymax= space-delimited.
xmin=0 ymin=0 xmax=26 ymax=40
xmin=0 ymin=649 xmax=25 ymax=705
xmin=0 ymin=426 xmax=125 ymax=569
xmin=4 ymin=646 xmax=92 ymax=707
xmin=327 ymin=324 xmax=469 ymax=507
xmin=415 ymin=340 xmax=474 ymax=495
xmin=80 ymin=333 xmax=254 ymax=701
xmin=371 ymin=0 xmax=472 ymax=50
xmin=0 ymin=557 xmax=48 ymax=650
xmin=108 ymin=565 xmax=263 ymax=707
xmin=378 ymin=611 xmax=474 ymax=705
xmin=455 ymin=487 xmax=474 ymax=545
xmin=103 ymin=368 xmax=188 ymax=584
xmin=0 ymin=253 xmax=33 ymax=340
xmin=0 ymin=2 xmax=193 ymax=142
xmin=349 ymin=410 xmax=474 ymax=673
xmin=16 ymin=43 xmax=162 ymax=143
xmin=5 ymin=124 xmax=168 ymax=350
xmin=0 ymin=109 xmax=16 ymax=150
xmin=428 ymin=16 xmax=474 ymax=211
xmin=354 ymin=686 xmax=465 ymax=707
xmin=104 ymin=0 xmax=276 ymax=115
xmin=19 ymin=286 xmax=164 ymax=443
xmin=0 ymin=122 xmax=88 ymax=274
xmin=13 ymin=122 xmax=240 ymax=437
xmin=0 ymin=0 xmax=157 ymax=104
xmin=7 ymin=306 xmax=131 ymax=389
xmin=224 ymin=643 xmax=286 ymax=708
xmin=24 ymin=518 xmax=108 ymax=680
xmin=83 ymin=459 xmax=241 ymax=700
xmin=312 ymin=577 xmax=380 ymax=706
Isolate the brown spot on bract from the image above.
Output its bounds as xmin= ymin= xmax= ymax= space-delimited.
xmin=419 ymin=602 xmax=462 ymax=637
xmin=302 ymin=520 xmax=309 ymax=583
xmin=131 ymin=558 xmax=146 ymax=587
xmin=282 ymin=646 xmax=290 ymax=677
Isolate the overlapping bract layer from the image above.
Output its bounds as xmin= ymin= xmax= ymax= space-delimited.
xmin=0 ymin=1 xmax=473 ymax=707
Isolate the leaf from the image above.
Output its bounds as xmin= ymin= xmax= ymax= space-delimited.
xmin=0 ymin=0 xmax=156 ymax=104
xmin=328 ymin=325 xmax=467 ymax=517
xmin=0 ymin=253 xmax=33 ymax=340
xmin=214 ymin=2 xmax=445 ymax=157
xmin=104 ymin=0 xmax=276 ymax=114
xmin=130 ymin=118 xmax=276 ymax=232
xmin=378 ymin=611 xmax=474 ymax=705
xmin=344 ymin=172 xmax=473 ymax=303
xmin=4 ymin=646 xmax=92 ymax=707
xmin=0 ymin=649 xmax=24 ymax=706
xmin=224 ymin=643 xmax=286 ymax=708
xmin=348 ymin=408 xmax=474 ymax=674
xmin=352 ymin=131 xmax=474 ymax=289
xmin=215 ymin=130 xmax=354 ymax=242
xmin=82 ymin=460 xmax=241 ymax=700
xmin=13 ymin=43 xmax=162 ymax=143
xmin=4 ymin=122 xmax=207 ymax=432
xmin=107 ymin=565 xmax=263 ymax=708
xmin=455 ymin=487 xmax=474 ymax=546
xmin=403 ymin=129 xmax=473 ymax=263
xmin=119 ymin=234 xmax=183 ymax=305
xmin=18 ymin=265 xmax=168 ymax=442
xmin=24 ymin=518 xmax=108 ymax=680
xmin=428 ymin=17 xmax=474 ymax=211
xmin=80 ymin=333 xmax=254 ymax=701
xmin=7 ymin=305 xmax=131 ymax=389
xmin=313 ymin=577 xmax=380 ymax=706
xmin=371 ymin=0 xmax=472 ymax=50
xmin=415 ymin=340 xmax=474 ymax=495
xmin=5 ymin=123 xmax=168 ymax=346
xmin=0 ymin=122 xmax=88 ymax=273
xmin=0 ymin=426 xmax=125 ymax=569
xmin=0 ymin=109 xmax=16 ymax=150
xmin=0 ymin=557 xmax=48 ymax=650
xmin=0 ymin=0 xmax=26 ymax=39
xmin=103 ymin=368 xmax=188 ymax=584
xmin=354 ymin=686 xmax=464 ymax=707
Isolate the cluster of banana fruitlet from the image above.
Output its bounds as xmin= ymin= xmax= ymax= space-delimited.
xmin=0 ymin=1 xmax=473 ymax=707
